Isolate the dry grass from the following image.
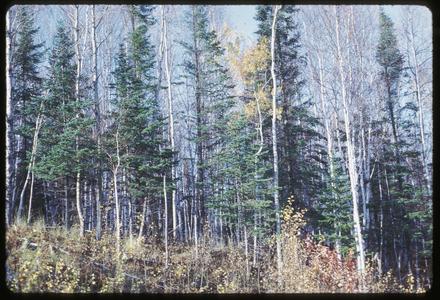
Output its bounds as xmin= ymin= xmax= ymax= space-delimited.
xmin=6 ymin=213 xmax=420 ymax=293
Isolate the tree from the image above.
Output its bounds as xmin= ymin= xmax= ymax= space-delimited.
xmin=34 ymin=23 xmax=94 ymax=232
xmin=376 ymin=9 xmax=404 ymax=145
xmin=12 ymin=6 xmax=44 ymax=221
xmin=180 ymin=5 xmax=236 ymax=243
xmin=109 ymin=6 xmax=171 ymax=245
xmin=269 ymin=4 xmax=282 ymax=286
xmin=400 ymin=6 xmax=432 ymax=196
xmin=227 ymin=34 xmax=275 ymax=265
xmin=160 ymin=5 xmax=178 ymax=240
xmin=317 ymin=157 xmax=354 ymax=257
xmin=6 ymin=7 xmax=13 ymax=226
xmin=255 ymin=5 xmax=311 ymax=204
xmin=333 ymin=6 xmax=366 ymax=277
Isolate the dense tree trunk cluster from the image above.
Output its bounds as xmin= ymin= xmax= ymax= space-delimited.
xmin=6 ymin=5 xmax=432 ymax=290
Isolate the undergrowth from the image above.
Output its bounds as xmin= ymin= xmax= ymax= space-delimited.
xmin=6 ymin=201 xmax=423 ymax=293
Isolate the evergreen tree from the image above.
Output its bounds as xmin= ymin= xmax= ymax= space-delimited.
xmin=12 ymin=6 xmax=44 ymax=220
xmin=255 ymin=5 xmax=322 ymax=213
xmin=109 ymin=6 xmax=171 ymax=238
xmin=376 ymin=9 xmax=404 ymax=144
xmin=34 ymin=23 xmax=94 ymax=228
xmin=375 ymin=9 xmax=417 ymax=282
xmin=317 ymin=157 xmax=354 ymax=257
xmin=208 ymin=112 xmax=273 ymax=244
xmin=180 ymin=5 xmax=236 ymax=235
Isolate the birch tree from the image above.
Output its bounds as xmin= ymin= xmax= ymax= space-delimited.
xmin=333 ymin=6 xmax=365 ymax=276
xmin=270 ymin=4 xmax=283 ymax=286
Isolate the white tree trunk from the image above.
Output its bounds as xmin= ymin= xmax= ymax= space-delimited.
xmin=6 ymin=10 xmax=12 ymax=225
xmin=18 ymin=102 xmax=44 ymax=222
xmin=244 ymin=225 xmax=249 ymax=280
xmin=113 ymin=130 xmax=121 ymax=257
xmin=162 ymin=6 xmax=177 ymax=240
xmin=73 ymin=5 xmax=84 ymax=237
xmin=193 ymin=214 xmax=198 ymax=258
xmin=408 ymin=18 xmax=431 ymax=195
xmin=138 ymin=198 xmax=147 ymax=241
xmin=91 ymin=4 xmax=103 ymax=240
xmin=163 ymin=174 xmax=169 ymax=268
xmin=333 ymin=6 xmax=365 ymax=277
xmin=26 ymin=107 xmax=44 ymax=224
xmin=270 ymin=5 xmax=283 ymax=287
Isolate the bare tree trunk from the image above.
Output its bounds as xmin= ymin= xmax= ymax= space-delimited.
xmin=193 ymin=214 xmax=198 ymax=257
xmin=184 ymin=200 xmax=189 ymax=244
xmin=162 ymin=6 xmax=177 ymax=240
xmin=113 ymin=130 xmax=121 ymax=257
xmin=76 ymin=171 xmax=84 ymax=237
xmin=384 ymin=166 xmax=401 ymax=281
xmin=27 ymin=172 xmax=35 ymax=224
xmin=138 ymin=198 xmax=147 ymax=240
xmin=407 ymin=17 xmax=431 ymax=195
xmin=270 ymin=5 xmax=282 ymax=287
xmin=6 ymin=10 xmax=14 ymax=226
xmin=192 ymin=7 xmax=205 ymax=231
xmin=65 ymin=178 xmax=69 ymax=231
xmin=91 ymin=4 xmax=103 ymax=241
xmin=219 ymin=208 xmax=224 ymax=247
xmin=364 ymin=125 xmax=374 ymax=231
xmin=333 ymin=6 xmax=365 ymax=277
xmin=128 ymin=197 xmax=133 ymax=242
xmin=378 ymin=163 xmax=384 ymax=275
xmin=253 ymin=212 xmax=258 ymax=266
xmin=26 ymin=106 xmax=44 ymax=224
xmin=360 ymin=120 xmax=370 ymax=232
xmin=251 ymin=73 xmax=265 ymax=267
xmin=121 ymin=167 xmax=127 ymax=237
xmin=73 ymin=5 xmax=84 ymax=237
xmin=18 ymin=104 xmax=43 ymax=222
xmin=163 ymin=174 xmax=169 ymax=268
xmin=244 ymin=225 xmax=249 ymax=280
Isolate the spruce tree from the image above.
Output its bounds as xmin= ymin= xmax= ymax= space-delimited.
xmin=180 ymin=5 xmax=237 ymax=236
xmin=13 ymin=6 xmax=44 ymax=220
xmin=34 ymin=23 xmax=94 ymax=229
xmin=255 ymin=5 xmax=322 ymax=214
xmin=109 ymin=6 xmax=171 ymax=238
xmin=376 ymin=9 xmax=404 ymax=144
xmin=317 ymin=157 xmax=354 ymax=257
xmin=375 ymin=9 xmax=415 ymax=282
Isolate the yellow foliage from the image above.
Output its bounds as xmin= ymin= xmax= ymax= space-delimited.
xmin=6 ymin=216 xmax=421 ymax=293
xmin=238 ymin=37 xmax=270 ymax=84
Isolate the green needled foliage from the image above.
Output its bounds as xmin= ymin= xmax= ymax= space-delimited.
xmin=107 ymin=6 xmax=171 ymax=213
xmin=376 ymin=9 xmax=404 ymax=90
xmin=35 ymin=23 xmax=94 ymax=182
xmin=5 ymin=5 xmax=432 ymax=292
xmin=12 ymin=6 xmax=44 ymax=172
xmin=317 ymin=157 xmax=354 ymax=257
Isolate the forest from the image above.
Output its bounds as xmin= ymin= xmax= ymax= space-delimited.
xmin=5 ymin=4 xmax=432 ymax=293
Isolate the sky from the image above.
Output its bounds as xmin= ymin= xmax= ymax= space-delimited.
xmin=221 ymin=5 xmax=431 ymax=42
xmin=223 ymin=5 xmax=258 ymax=41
